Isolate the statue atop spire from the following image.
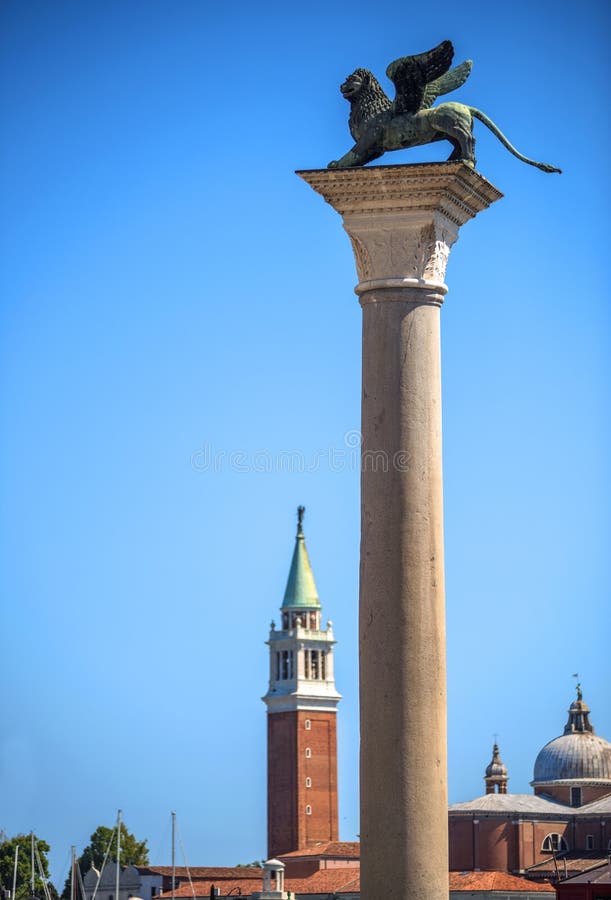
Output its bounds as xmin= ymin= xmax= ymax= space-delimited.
xmin=282 ymin=507 xmax=320 ymax=610
xmin=564 ymin=687 xmax=594 ymax=735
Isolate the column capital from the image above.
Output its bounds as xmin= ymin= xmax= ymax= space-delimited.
xmin=297 ymin=162 xmax=502 ymax=300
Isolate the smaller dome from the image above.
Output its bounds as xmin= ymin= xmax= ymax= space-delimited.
xmin=486 ymin=743 xmax=508 ymax=778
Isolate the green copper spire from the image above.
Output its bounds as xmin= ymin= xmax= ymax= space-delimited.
xmin=282 ymin=506 xmax=321 ymax=610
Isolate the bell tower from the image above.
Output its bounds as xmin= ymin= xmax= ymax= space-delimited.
xmin=485 ymin=743 xmax=508 ymax=794
xmin=263 ymin=507 xmax=341 ymax=858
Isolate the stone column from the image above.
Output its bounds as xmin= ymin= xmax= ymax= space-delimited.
xmin=297 ymin=163 xmax=502 ymax=900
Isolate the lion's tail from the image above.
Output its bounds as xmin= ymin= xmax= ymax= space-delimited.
xmin=468 ymin=107 xmax=561 ymax=174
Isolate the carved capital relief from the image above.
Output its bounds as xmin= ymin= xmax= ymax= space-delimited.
xmin=344 ymin=213 xmax=458 ymax=287
xmin=348 ymin=234 xmax=374 ymax=282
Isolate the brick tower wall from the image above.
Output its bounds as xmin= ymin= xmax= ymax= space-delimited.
xmin=268 ymin=709 xmax=338 ymax=858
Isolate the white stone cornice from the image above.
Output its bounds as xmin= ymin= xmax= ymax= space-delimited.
xmin=263 ymin=692 xmax=341 ymax=714
xmin=263 ymin=678 xmax=342 ymax=705
xmin=267 ymin=626 xmax=336 ymax=645
xmin=296 ymin=162 xmax=503 ymax=222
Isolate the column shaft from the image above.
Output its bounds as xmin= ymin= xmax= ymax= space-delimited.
xmin=359 ymin=287 xmax=447 ymax=899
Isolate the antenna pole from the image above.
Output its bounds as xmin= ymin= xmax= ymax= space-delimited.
xmin=171 ymin=812 xmax=176 ymax=900
xmin=115 ymin=811 xmax=121 ymax=900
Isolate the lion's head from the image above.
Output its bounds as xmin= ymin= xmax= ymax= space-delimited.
xmin=340 ymin=68 xmax=392 ymax=141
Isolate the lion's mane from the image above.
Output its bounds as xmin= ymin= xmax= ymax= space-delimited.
xmin=347 ymin=69 xmax=392 ymax=141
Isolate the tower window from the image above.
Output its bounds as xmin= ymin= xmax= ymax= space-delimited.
xmin=570 ymin=787 xmax=582 ymax=807
xmin=305 ymin=747 xmax=311 ymax=758
xmin=305 ymin=805 xmax=312 ymax=815
xmin=542 ymin=833 xmax=568 ymax=853
xmin=321 ymin=651 xmax=326 ymax=680
xmin=586 ymin=834 xmax=595 ymax=850
xmin=311 ymin=650 xmax=319 ymax=679
xmin=282 ymin=613 xmax=288 ymax=629
xmin=278 ymin=650 xmax=294 ymax=680
xmin=305 ymin=719 xmax=311 ymax=730
xmin=305 ymin=777 xmax=312 ymax=788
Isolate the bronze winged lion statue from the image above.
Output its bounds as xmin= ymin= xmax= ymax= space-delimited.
xmin=328 ymin=40 xmax=561 ymax=173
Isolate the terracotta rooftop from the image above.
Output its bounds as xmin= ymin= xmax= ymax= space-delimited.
xmin=155 ymin=867 xmax=557 ymax=897
xmin=158 ymin=879 xmax=261 ymax=897
xmin=287 ymin=867 xmax=361 ymax=894
xmin=526 ymin=851 xmax=611 ymax=876
xmin=449 ymin=871 xmax=554 ymax=892
xmin=278 ymin=841 xmax=360 ymax=859
xmin=145 ymin=866 xmax=261 ymax=880
xmin=558 ymin=859 xmax=611 ymax=884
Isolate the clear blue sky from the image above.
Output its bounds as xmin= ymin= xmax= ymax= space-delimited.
xmin=1 ymin=0 xmax=609 ymax=888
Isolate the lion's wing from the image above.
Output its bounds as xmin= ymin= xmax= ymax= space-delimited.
xmin=386 ymin=40 xmax=454 ymax=115
xmin=420 ymin=59 xmax=473 ymax=109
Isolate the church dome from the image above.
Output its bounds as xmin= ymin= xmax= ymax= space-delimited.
xmin=532 ymin=690 xmax=611 ymax=785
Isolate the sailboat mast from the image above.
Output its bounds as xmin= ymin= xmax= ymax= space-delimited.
xmin=12 ymin=845 xmax=19 ymax=900
xmin=115 ymin=811 xmax=122 ymax=900
xmin=171 ymin=812 xmax=175 ymax=900
xmin=70 ymin=847 xmax=76 ymax=900
xmin=30 ymin=834 xmax=35 ymax=899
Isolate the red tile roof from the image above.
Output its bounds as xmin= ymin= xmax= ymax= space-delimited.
xmin=557 ymin=859 xmax=611 ymax=884
xmin=449 ymin=871 xmax=554 ymax=892
xmin=278 ymin=841 xmax=360 ymax=859
xmin=157 ymin=878 xmax=260 ymax=898
xmin=526 ymin=851 xmax=611 ymax=876
xmin=139 ymin=867 xmax=261 ymax=880
xmin=286 ymin=867 xmax=360 ymax=893
xmin=158 ymin=868 xmax=555 ymax=897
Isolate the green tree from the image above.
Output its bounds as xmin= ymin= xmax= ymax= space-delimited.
xmin=77 ymin=824 xmax=148 ymax=872
xmin=61 ymin=824 xmax=148 ymax=900
xmin=0 ymin=833 xmax=58 ymax=900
